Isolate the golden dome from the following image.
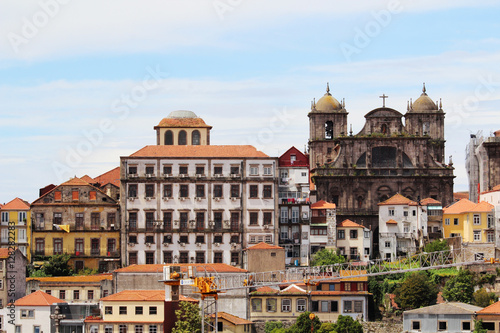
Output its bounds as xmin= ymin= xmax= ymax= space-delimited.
xmin=314 ymin=83 xmax=343 ymax=112
xmin=411 ymin=83 xmax=438 ymax=113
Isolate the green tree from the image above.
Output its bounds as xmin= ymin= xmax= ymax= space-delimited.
xmin=43 ymin=254 xmax=73 ymax=276
xmin=394 ymin=271 xmax=438 ymax=310
xmin=442 ymin=268 xmax=474 ymax=303
xmin=368 ymin=277 xmax=383 ymax=306
xmin=172 ymin=301 xmax=202 ymax=333
xmin=473 ymin=288 xmax=496 ymax=307
xmin=311 ymin=248 xmax=346 ymax=266
xmin=318 ymin=322 xmax=335 ymax=333
xmin=423 ymin=239 xmax=449 ymax=253
xmin=287 ymin=311 xmax=321 ymax=333
xmin=474 ymin=320 xmax=488 ymax=333
xmin=265 ymin=321 xmax=283 ymax=333
xmin=332 ymin=315 xmax=363 ymax=333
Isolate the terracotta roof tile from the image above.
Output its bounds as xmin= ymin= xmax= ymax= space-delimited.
xmin=311 ymin=200 xmax=336 ymax=209
xmin=420 ymin=197 xmax=442 ymax=205
xmin=470 ymin=201 xmax=494 ymax=213
xmin=281 ymin=284 xmax=306 ymax=294
xmin=14 ymin=290 xmax=63 ymax=306
xmin=80 ymin=175 xmax=95 ymax=183
xmin=453 ymin=191 xmax=469 ymax=201
xmin=94 ymin=167 xmax=120 ymax=187
xmin=0 ymin=248 xmax=11 ymax=259
xmin=253 ymin=286 xmax=279 ymax=294
xmin=386 ymin=219 xmax=398 ymax=225
xmin=1 ymin=197 xmax=30 ymax=210
xmin=311 ymin=291 xmax=370 ymax=296
xmin=477 ymin=300 xmax=500 ymax=314
xmin=101 ymin=290 xmax=165 ymax=302
xmin=443 ymin=199 xmax=481 ymax=214
xmin=493 ymin=184 xmax=500 ymax=191
xmin=129 ymin=145 xmax=269 ymax=158
xmin=179 ymin=295 xmax=199 ymax=303
xmin=26 ymin=273 xmax=112 ymax=283
xmin=338 ymin=219 xmax=364 ymax=228
xmin=245 ymin=242 xmax=283 ymax=251
xmin=213 ymin=312 xmax=253 ymax=325
xmin=378 ymin=193 xmax=416 ymax=206
xmin=61 ymin=177 xmax=92 ymax=186
xmin=114 ymin=263 xmax=247 ymax=274
xmin=155 ymin=118 xmax=212 ymax=129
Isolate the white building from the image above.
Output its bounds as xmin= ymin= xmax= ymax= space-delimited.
xmin=479 ymin=186 xmax=500 ymax=250
xmin=378 ymin=194 xmax=428 ymax=261
xmin=336 ymin=219 xmax=371 ymax=262
xmin=120 ymin=111 xmax=278 ymax=267
xmin=7 ymin=290 xmax=63 ymax=333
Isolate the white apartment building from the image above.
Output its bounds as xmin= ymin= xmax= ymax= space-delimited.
xmin=378 ymin=194 xmax=428 ymax=261
xmin=120 ymin=111 xmax=278 ymax=266
xmin=479 ymin=186 xmax=500 ymax=250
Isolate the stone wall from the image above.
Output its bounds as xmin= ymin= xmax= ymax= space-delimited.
xmin=363 ymin=319 xmax=403 ymax=333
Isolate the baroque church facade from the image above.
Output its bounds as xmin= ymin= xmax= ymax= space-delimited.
xmin=309 ymin=84 xmax=455 ymax=234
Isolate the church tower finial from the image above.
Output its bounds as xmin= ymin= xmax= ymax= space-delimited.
xmin=439 ymin=98 xmax=442 ymax=109
xmin=422 ymin=82 xmax=426 ymax=95
xmin=326 ymin=82 xmax=331 ymax=95
xmin=407 ymin=100 xmax=409 ymax=111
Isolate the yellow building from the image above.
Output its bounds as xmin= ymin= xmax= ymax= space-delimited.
xmin=442 ymin=199 xmax=494 ymax=243
xmin=31 ymin=177 xmax=120 ymax=272
xmin=212 ymin=312 xmax=253 ymax=333
xmin=0 ymin=197 xmax=31 ymax=260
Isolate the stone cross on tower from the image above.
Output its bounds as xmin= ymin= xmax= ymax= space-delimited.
xmin=379 ymin=94 xmax=389 ymax=107
xmin=50 ymin=305 xmax=66 ymax=333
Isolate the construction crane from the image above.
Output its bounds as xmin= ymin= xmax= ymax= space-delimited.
xmin=161 ymin=248 xmax=490 ymax=333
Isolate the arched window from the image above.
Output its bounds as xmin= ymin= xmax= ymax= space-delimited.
xmin=325 ymin=121 xmax=333 ymax=140
xmin=178 ymin=130 xmax=187 ymax=145
xmin=164 ymin=130 xmax=173 ymax=145
xmin=381 ymin=124 xmax=388 ymax=134
xmin=372 ymin=147 xmax=397 ymax=168
xmin=192 ymin=130 xmax=201 ymax=145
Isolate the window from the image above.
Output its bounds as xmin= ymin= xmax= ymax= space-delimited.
xmin=91 ymin=212 xmax=100 ymax=230
xmin=263 ymin=166 xmax=272 ymax=175
xmin=163 ymin=165 xmax=172 ymax=175
xmin=129 ymin=235 xmax=137 ymax=244
xmin=338 ymin=230 xmax=345 ymax=239
xmin=179 ymin=165 xmax=188 ymax=175
xmin=196 ymin=185 xmax=205 ymax=198
xmin=119 ymin=325 xmax=127 ymax=333
xmin=230 ymin=184 xmax=240 ymax=198
xmin=454 ymin=218 xmax=459 ymax=225
xmin=46 ymin=290 xmax=51 ymax=295
xmin=412 ymin=321 xmax=421 ymax=331
xmin=403 ymin=210 xmax=408 ymax=217
xmin=214 ymin=212 xmax=222 ymax=230
xmin=282 ymin=299 xmax=291 ymax=312
xmin=230 ymin=165 xmax=240 ymax=175
xmin=34 ymin=326 xmax=40 ymax=333
xmin=388 ymin=208 xmax=395 ymax=216
xmin=135 ymin=325 xmax=143 ymax=333
xmin=214 ymin=235 xmax=223 ymax=243
xmin=331 ymin=301 xmax=338 ymax=312
xmin=53 ymin=238 xmax=63 ymax=255
xmin=438 ymin=321 xmax=447 ymax=331
xmin=266 ymin=298 xmax=277 ymax=312
xmin=196 ymin=251 xmax=205 ymax=263
xmin=21 ymin=309 xmax=35 ymax=318
xmin=311 ymin=301 xmax=319 ymax=312
xmin=250 ymin=166 xmax=259 ymax=175
xmin=213 ymin=185 xmax=223 ymax=198
xmin=145 ymin=184 xmax=155 ymax=198
xmin=263 ymin=212 xmax=272 ymax=225
xmin=473 ymin=214 xmax=481 ymax=225
xmin=163 ymin=251 xmax=172 ymax=264
xmin=178 ymin=130 xmax=187 ymax=145
xmin=135 ymin=306 xmax=143 ymax=315
xmin=321 ymin=301 xmax=329 ymax=312
xmin=217 ymin=322 xmax=223 ymax=332
xmin=473 ymin=230 xmax=481 ymax=241
xmin=445 ymin=218 xmax=450 ymax=225
xmin=60 ymin=290 xmax=66 ymax=299
xmin=195 ymin=166 xmax=205 ymax=175
xmin=87 ymin=289 xmax=94 ymax=300
xmin=462 ymin=322 xmax=471 ymax=331
xmin=249 ymin=212 xmax=258 ymax=225
xmin=364 ymin=247 xmax=370 ymax=255
xmin=180 ymin=185 xmax=189 ymax=198
xmin=482 ymin=322 xmax=495 ymax=331
xmin=180 ymin=212 xmax=189 ymax=231
xmin=146 ymin=252 xmax=155 ymax=264
xmin=149 ymin=306 xmax=157 ymax=315
xmin=192 ymin=130 xmax=201 ymax=145
xmin=179 ymin=251 xmax=189 ymax=264
xmin=129 ymin=252 xmax=138 ymax=265
xmin=73 ymin=290 xmax=80 ymax=300
xmin=129 ymin=212 xmax=138 ymax=231
xmin=364 ymin=230 xmax=370 ymax=238
xmin=53 ymin=212 xmax=62 ymax=225
xmin=105 ymin=306 xmax=113 ymax=314
xmin=145 ymin=166 xmax=154 ymax=175
xmin=214 ymin=166 xmax=223 ymax=175
xmin=196 ymin=212 xmax=205 ymax=230
xmin=297 ymin=298 xmax=306 ymax=312
xmin=104 ymin=326 xmax=113 ymax=333
xmin=344 ymin=283 xmax=351 ymax=291
xmin=251 ymin=298 xmax=262 ymax=312
xmin=145 ymin=212 xmax=155 ymax=231
xmin=165 ymin=130 xmax=173 ymax=145
xmin=263 ymin=185 xmax=272 ymax=198
xmin=128 ymin=184 xmax=138 ymax=198
xmin=163 ymin=212 xmax=172 ymax=230
xmin=344 ymin=300 xmax=352 ymax=313
xmin=107 ymin=238 xmax=117 ymax=254
xmin=354 ymin=301 xmax=363 ymax=312
xmin=488 ymin=214 xmax=494 ymax=228
xmin=214 ymin=252 xmax=223 ymax=263
xmin=91 ymin=238 xmax=100 ymax=256
xmin=231 ymin=252 xmax=239 ymax=265
xmin=89 ymin=190 xmax=97 ymax=200
xmin=54 ymin=191 xmax=62 ymax=201
xmin=385 ymin=241 xmax=391 ymax=248
xmin=120 ymin=306 xmax=127 ymax=314
xmin=72 ymin=190 xmax=79 ymax=201
xmin=145 ymin=235 xmax=154 ymax=244
xmin=350 ymin=229 xmax=358 ymax=239
xmin=35 ymin=238 xmax=45 ymax=255
xmin=488 ymin=232 xmax=495 ymax=243
xmin=249 ymin=185 xmax=258 ymax=198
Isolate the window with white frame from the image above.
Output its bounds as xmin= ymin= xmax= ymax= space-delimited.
xmin=488 ymin=214 xmax=494 ymax=228
xmin=149 ymin=325 xmax=158 ymax=333
xmin=473 ymin=230 xmax=481 ymax=241
xmin=18 ymin=211 xmax=26 ymax=224
xmin=445 ymin=218 xmax=450 ymax=225
xmin=250 ymin=166 xmax=259 ymax=175
xmin=473 ymin=214 xmax=480 ymax=225
xmin=297 ymin=298 xmax=306 ymax=312
xmin=343 ymin=300 xmax=352 ymax=313
xmin=281 ymin=299 xmax=291 ymax=312
xmin=487 ymin=232 xmax=495 ymax=243
xmin=385 ymin=241 xmax=391 ymax=248
xmin=104 ymin=326 xmax=113 ymax=333
xmin=388 ymin=208 xmax=395 ymax=216
xmin=1 ymin=212 xmax=8 ymax=223
xmin=263 ymin=166 xmax=272 ymax=175
xmin=266 ymin=298 xmax=277 ymax=312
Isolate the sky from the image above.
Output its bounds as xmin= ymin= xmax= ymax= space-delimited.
xmin=1 ymin=0 xmax=500 ymax=204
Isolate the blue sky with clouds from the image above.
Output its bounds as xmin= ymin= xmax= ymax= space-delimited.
xmin=1 ymin=0 xmax=500 ymax=203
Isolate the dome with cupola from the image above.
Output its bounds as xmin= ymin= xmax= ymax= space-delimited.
xmin=312 ymin=83 xmax=344 ymax=113
xmin=408 ymin=83 xmax=441 ymax=113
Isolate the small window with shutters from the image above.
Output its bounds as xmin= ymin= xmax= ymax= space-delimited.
xmin=89 ymin=191 xmax=97 ymax=201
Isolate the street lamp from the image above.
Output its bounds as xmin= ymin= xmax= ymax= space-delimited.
xmin=309 ymin=313 xmax=316 ymax=333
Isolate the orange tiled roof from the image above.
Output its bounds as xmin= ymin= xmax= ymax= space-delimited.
xmin=420 ymin=197 xmax=442 ymax=205
xmin=443 ymin=199 xmax=485 ymax=214
xmin=337 ymin=219 xmax=364 ymax=228
xmin=386 ymin=219 xmax=398 ymax=225
xmin=114 ymin=263 xmax=247 ymax=274
xmin=311 ymin=291 xmax=369 ymax=296
xmin=14 ymin=290 xmax=63 ymax=306
xmin=1 ymin=197 xmax=30 ymax=210
xmin=129 ymin=145 xmax=269 ymax=158
xmin=94 ymin=167 xmax=120 ymax=187
xmin=80 ymin=175 xmax=95 ymax=183
xmin=213 ymin=312 xmax=253 ymax=325
xmin=0 ymin=248 xmax=10 ymax=259
xmin=477 ymin=300 xmax=500 ymax=314
xmin=282 ymin=284 xmax=306 ymax=294
xmin=245 ymin=242 xmax=283 ymax=251
xmin=453 ymin=191 xmax=469 ymax=201
xmin=27 ymin=273 xmax=112 ymax=283
xmin=378 ymin=193 xmax=416 ymax=206
xmin=61 ymin=177 xmax=92 ymax=187
xmin=155 ymin=117 xmax=212 ymax=129
xmin=492 ymin=184 xmax=500 ymax=191
xmin=311 ymin=200 xmax=336 ymax=209
xmin=470 ymin=201 xmax=494 ymax=213
xmin=101 ymin=290 xmax=165 ymax=302
xmin=179 ymin=295 xmax=199 ymax=303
